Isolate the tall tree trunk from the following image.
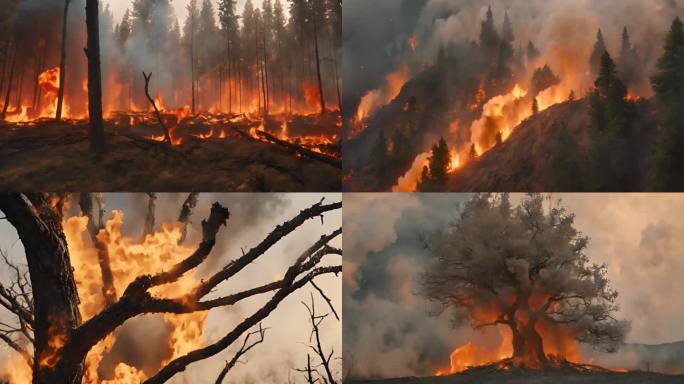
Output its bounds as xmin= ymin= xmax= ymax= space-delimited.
xmin=56 ymin=0 xmax=71 ymax=121
xmin=86 ymin=0 xmax=105 ymax=156
xmin=510 ymin=320 xmax=547 ymax=365
xmin=262 ymin=28 xmax=270 ymax=115
xmin=311 ymin=0 xmax=325 ymax=115
xmin=0 ymin=40 xmax=8 ymax=98
xmin=1 ymin=41 xmax=17 ymax=119
xmin=227 ymin=36 xmax=232 ymax=113
xmin=33 ymin=47 xmax=45 ymax=111
xmin=15 ymin=61 xmax=24 ymax=107
xmin=255 ymin=29 xmax=262 ymax=114
xmin=330 ymin=38 xmax=341 ymax=112
xmin=0 ymin=194 xmax=83 ymax=384
xmin=190 ymin=16 xmax=196 ymax=114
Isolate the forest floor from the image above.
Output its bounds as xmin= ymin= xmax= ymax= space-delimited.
xmin=0 ymin=112 xmax=341 ymax=191
xmin=347 ymin=365 xmax=684 ymax=384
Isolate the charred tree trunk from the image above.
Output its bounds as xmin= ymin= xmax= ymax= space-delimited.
xmin=15 ymin=61 xmax=24 ymax=107
xmin=86 ymin=0 xmax=106 ymax=156
xmin=190 ymin=15 xmax=196 ymax=114
xmin=0 ymin=194 xmax=83 ymax=384
xmin=0 ymin=40 xmax=9 ymax=99
xmin=510 ymin=320 xmax=547 ymax=365
xmin=311 ymin=0 xmax=325 ymax=115
xmin=1 ymin=41 xmax=17 ymax=119
xmin=262 ymin=29 xmax=270 ymax=115
xmin=330 ymin=38 xmax=341 ymax=113
xmin=56 ymin=0 xmax=71 ymax=121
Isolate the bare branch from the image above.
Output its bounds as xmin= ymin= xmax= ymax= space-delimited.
xmin=142 ymin=72 xmax=172 ymax=145
xmin=215 ymin=323 xmax=267 ymax=384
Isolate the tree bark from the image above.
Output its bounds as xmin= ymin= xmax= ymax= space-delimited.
xmin=0 ymin=194 xmax=83 ymax=384
xmin=190 ymin=13 xmax=196 ymax=114
xmin=85 ymin=0 xmax=106 ymax=156
xmin=1 ymin=41 xmax=17 ymax=119
xmin=511 ymin=320 xmax=547 ymax=365
xmin=311 ymin=0 xmax=325 ymax=115
xmin=55 ymin=0 xmax=71 ymax=121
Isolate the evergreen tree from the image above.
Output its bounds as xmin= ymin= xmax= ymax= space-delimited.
xmin=370 ymin=129 xmax=388 ymax=179
xmin=469 ymin=143 xmax=478 ymax=160
xmin=651 ymin=17 xmax=684 ymax=190
xmin=587 ymin=51 xmax=633 ymax=190
xmin=117 ymin=9 xmax=132 ymax=48
xmin=527 ymin=40 xmax=540 ymax=63
xmin=551 ymin=125 xmax=582 ymax=191
xmin=495 ymin=131 xmax=503 ymax=146
xmin=589 ymin=29 xmax=607 ymax=79
xmin=418 ymin=137 xmax=450 ymax=191
xmin=502 ymin=11 xmax=514 ymax=43
xmin=532 ymin=97 xmax=539 ymax=115
xmin=391 ymin=128 xmax=412 ymax=165
xmin=479 ymin=6 xmax=501 ymax=66
xmin=618 ymin=26 xmax=640 ymax=87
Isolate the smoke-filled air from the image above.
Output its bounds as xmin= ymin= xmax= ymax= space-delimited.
xmin=0 ymin=193 xmax=342 ymax=383
xmin=343 ymin=193 xmax=684 ymax=384
xmin=342 ymin=0 xmax=684 ymax=192
xmin=0 ymin=0 xmax=341 ymax=191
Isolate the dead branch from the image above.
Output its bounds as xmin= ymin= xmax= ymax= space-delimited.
xmin=0 ymin=194 xmax=341 ymax=384
xmin=214 ymin=323 xmax=268 ymax=384
xmin=302 ymin=294 xmax=337 ymax=384
xmin=310 ymin=280 xmax=339 ymax=321
xmin=143 ymin=192 xmax=157 ymax=238
xmin=178 ymin=192 xmax=199 ymax=244
xmin=254 ymin=129 xmax=341 ymax=169
xmin=78 ymin=193 xmax=116 ymax=305
xmin=142 ymin=72 xmax=172 ymax=145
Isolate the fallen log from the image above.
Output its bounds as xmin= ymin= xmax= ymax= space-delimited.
xmin=249 ymin=129 xmax=341 ymax=169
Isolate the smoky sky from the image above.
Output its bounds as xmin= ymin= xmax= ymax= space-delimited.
xmin=343 ymin=0 xmax=684 ymax=112
xmin=0 ymin=193 xmax=342 ymax=384
xmin=343 ymin=193 xmax=684 ymax=379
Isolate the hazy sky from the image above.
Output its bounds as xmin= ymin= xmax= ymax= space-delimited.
xmin=344 ymin=193 xmax=684 ymax=378
xmin=104 ymin=0 xmax=264 ymax=25
xmin=0 ymin=193 xmax=341 ymax=383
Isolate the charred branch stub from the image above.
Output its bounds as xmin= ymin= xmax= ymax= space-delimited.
xmin=178 ymin=192 xmax=199 ymax=244
xmin=143 ymin=72 xmax=172 ymax=145
xmin=143 ymin=192 xmax=157 ymax=238
xmin=78 ymin=193 xmax=116 ymax=305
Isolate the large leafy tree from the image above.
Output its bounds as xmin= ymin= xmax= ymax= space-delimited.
xmin=422 ymin=194 xmax=629 ymax=367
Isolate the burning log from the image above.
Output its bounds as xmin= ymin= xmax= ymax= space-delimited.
xmin=253 ymin=129 xmax=342 ymax=169
xmin=142 ymin=72 xmax=172 ymax=145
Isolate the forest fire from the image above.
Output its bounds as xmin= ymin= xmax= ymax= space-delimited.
xmin=0 ymin=0 xmax=341 ymax=190
xmin=354 ymin=65 xmax=409 ymax=125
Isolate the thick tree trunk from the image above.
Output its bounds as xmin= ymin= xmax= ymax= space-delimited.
xmin=86 ymin=0 xmax=106 ymax=156
xmin=1 ymin=41 xmax=17 ymax=119
xmin=511 ymin=321 xmax=547 ymax=365
xmin=56 ymin=0 xmax=71 ymax=121
xmin=311 ymin=0 xmax=325 ymax=115
xmin=0 ymin=194 xmax=83 ymax=384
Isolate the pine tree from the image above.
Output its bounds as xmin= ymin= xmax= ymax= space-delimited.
xmin=532 ymin=97 xmax=539 ymax=115
xmin=469 ymin=143 xmax=478 ymax=160
xmin=587 ymin=51 xmax=633 ymax=190
xmin=651 ymin=17 xmax=684 ymax=190
xmin=502 ymin=11 xmax=514 ymax=43
xmin=589 ymin=29 xmax=607 ymax=79
xmin=370 ymin=129 xmax=388 ymax=179
xmin=618 ymin=26 xmax=640 ymax=87
xmin=428 ymin=137 xmax=450 ymax=185
xmin=527 ymin=40 xmax=540 ymax=63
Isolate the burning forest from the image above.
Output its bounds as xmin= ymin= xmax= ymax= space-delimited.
xmin=0 ymin=192 xmax=342 ymax=383
xmin=0 ymin=0 xmax=341 ymax=191
xmin=343 ymin=0 xmax=684 ymax=192
xmin=343 ymin=193 xmax=684 ymax=384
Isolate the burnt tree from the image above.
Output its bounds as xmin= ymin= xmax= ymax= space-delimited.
xmin=55 ymin=0 xmax=71 ymax=121
xmin=85 ymin=0 xmax=105 ymax=156
xmin=422 ymin=194 xmax=629 ymax=367
xmin=0 ymin=193 xmax=341 ymax=383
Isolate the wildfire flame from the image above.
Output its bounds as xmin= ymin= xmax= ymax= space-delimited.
xmin=407 ymin=34 xmax=417 ymax=51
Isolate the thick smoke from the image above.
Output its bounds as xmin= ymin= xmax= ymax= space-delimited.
xmin=344 ymin=0 xmax=684 ymax=112
xmin=343 ymin=193 xmax=684 ymax=379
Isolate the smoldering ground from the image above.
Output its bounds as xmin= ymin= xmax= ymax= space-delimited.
xmin=0 ymin=193 xmax=342 ymax=383
xmin=343 ymin=193 xmax=684 ymax=379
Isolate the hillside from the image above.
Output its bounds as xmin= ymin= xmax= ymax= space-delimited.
xmin=447 ymin=97 xmax=658 ymax=191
